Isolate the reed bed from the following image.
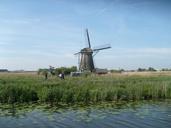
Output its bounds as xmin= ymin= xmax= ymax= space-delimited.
xmin=0 ymin=72 xmax=171 ymax=105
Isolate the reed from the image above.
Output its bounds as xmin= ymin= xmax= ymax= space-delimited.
xmin=0 ymin=72 xmax=171 ymax=105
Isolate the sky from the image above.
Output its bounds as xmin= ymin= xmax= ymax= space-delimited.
xmin=0 ymin=0 xmax=171 ymax=70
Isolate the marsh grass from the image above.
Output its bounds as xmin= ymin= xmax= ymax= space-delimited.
xmin=0 ymin=72 xmax=171 ymax=105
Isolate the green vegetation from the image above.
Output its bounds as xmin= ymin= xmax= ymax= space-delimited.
xmin=161 ymin=68 xmax=171 ymax=71
xmin=55 ymin=66 xmax=77 ymax=75
xmin=38 ymin=66 xmax=77 ymax=79
xmin=38 ymin=69 xmax=49 ymax=80
xmin=0 ymin=72 xmax=171 ymax=105
xmin=137 ymin=67 xmax=157 ymax=72
xmin=110 ymin=69 xmax=124 ymax=73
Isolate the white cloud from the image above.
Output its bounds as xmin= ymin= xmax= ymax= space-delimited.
xmin=122 ymin=48 xmax=171 ymax=54
xmin=94 ymin=47 xmax=171 ymax=70
xmin=97 ymin=47 xmax=171 ymax=58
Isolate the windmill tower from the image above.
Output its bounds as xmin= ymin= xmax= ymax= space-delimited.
xmin=75 ymin=29 xmax=111 ymax=72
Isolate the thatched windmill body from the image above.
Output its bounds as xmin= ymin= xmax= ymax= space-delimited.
xmin=75 ymin=29 xmax=111 ymax=72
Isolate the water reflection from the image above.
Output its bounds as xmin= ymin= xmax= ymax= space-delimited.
xmin=0 ymin=100 xmax=171 ymax=128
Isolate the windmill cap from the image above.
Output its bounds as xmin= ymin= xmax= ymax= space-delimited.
xmin=81 ymin=48 xmax=93 ymax=53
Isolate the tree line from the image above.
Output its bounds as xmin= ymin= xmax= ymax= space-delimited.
xmin=38 ymin=66 xmax=77 ymax=79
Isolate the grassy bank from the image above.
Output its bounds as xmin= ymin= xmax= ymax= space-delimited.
xmin=0 ymin=72 xmax=171 ymax=105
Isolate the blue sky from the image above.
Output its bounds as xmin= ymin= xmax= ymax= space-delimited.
xmin=0 ymin=0 xmax=171 ymax=70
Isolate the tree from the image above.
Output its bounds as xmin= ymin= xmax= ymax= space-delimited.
xmin=55 ymin=66 xmax=77 ymax=75
xmin=148 ymin=67 xmax=156 ymax=72
xmin=137 ymin=68 xmax=146 ymax=72
xmin=38 ymin=69 xmax=49 ymax=80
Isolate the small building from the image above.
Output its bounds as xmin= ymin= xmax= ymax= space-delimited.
xmin=95 ymin=68 xmax=108 ymax=74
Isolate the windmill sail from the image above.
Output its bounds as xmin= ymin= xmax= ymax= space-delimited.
xmin=86 ymin=29 xmax=91 ymax=48
xmin=93 ymin=44 xmax=111 ymax=51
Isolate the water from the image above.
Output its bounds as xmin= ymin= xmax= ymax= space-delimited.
xmin=0 ymin=100 xmax=171 ymax=128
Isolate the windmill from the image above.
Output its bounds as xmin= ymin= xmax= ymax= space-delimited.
xmin=74 ymin=29 xmax=111 ymax=72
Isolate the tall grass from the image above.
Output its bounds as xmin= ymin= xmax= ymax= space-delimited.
xmin=0 ymin=73 xmax=171 ymax=105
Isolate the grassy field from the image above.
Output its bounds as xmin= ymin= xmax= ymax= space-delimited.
xmin=0 ymin=72 xmax=171 ymax=105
